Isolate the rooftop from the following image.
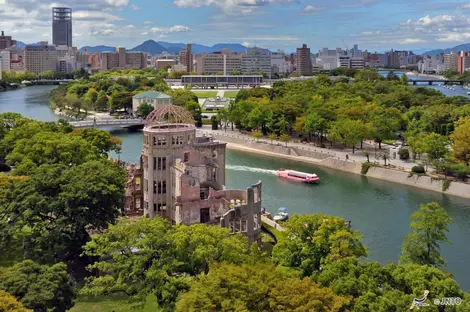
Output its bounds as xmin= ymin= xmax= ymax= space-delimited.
xmin=133 ymin=91 xmax=171 ymax=100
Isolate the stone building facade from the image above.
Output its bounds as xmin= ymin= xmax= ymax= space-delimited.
xmin=124 ymin=104 xmax=262 ymax=244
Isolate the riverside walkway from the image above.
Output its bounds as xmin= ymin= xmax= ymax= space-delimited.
xmin=69 ymin=118 xmax=144 ymax=128
xmin=197 ymin=126 xmax=415 ymax=170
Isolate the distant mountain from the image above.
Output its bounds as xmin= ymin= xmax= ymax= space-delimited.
xmin=15 ymin=41 xmax=26 ymax=48
xmin=80 ymin=45 xmax=116 ymax=53
xmin=78 ymin=41 xmax=264 ymax=56
xmin=422 ymin=43 xmax=470 ymax=56
xmin=131 ymin=40 xmax=166 ymax=54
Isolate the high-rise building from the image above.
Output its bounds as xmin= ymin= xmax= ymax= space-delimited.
xmin=0 ymin=31 xmax=16 ymax=50
xmin=296 ymin=44 xmax=312 ymax=75
xmin=52 ymin=7 xmax=72 ymax=47
xmin=271 ymin=50 xmax=288 ymax=74
xmin=444 ymin=52 xmax=459 ymax=72
xmin=179 ymin=44 xmax=193 ymax=73
xmin=25 ymin=42 xmax=58 ymax=74
xmin=241 ymin=47 xmax=271 ymax=77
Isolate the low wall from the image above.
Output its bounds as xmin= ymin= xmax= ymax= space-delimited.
xmin=319 ymin=158 xmax=362 ymax=174
xmin=291 ymin=147 xmax=331 ymax=160
xmin=366 ymin=167 xmax=470 ymax=199
xmin=211 ymin=134 xmax=292 ymax=155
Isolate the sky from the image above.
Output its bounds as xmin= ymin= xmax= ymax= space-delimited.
xmin=2 ymin=0 xmax=470 ymax=53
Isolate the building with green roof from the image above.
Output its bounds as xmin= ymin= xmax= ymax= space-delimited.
xmin=132 ymin=91 xmax=172 ymax=112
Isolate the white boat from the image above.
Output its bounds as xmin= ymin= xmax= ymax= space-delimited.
xmin=273 ymin=207 xmax=289 ymax=222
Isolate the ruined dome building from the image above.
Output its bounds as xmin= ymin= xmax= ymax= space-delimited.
xmin=125 ymin=104 xmax=262 ymax=245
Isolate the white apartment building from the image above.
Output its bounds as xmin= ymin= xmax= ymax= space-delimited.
xmin=271 ymin=50 xmax=288 ymax=74
xmin=0 ymin=50 xmax=10 ymax=71
xmin=57 ymin=56 xmax=76 ymax=73
xmin=25 ymin=43 xmax=58 ymax=74
xmin=241 ymin=47 xmax=271 ymax=77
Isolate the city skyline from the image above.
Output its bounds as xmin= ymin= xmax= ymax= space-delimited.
xmin=2 ymin=0 xmax=470 ymax=52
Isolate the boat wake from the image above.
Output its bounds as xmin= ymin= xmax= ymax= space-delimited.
xmin=226 ymin=165 xmax=277 ymax=175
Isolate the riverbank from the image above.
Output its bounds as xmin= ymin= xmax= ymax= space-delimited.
xmin=405 ymin=71 xmax=444 ymax=79
xmin=0 ymin=83 xmax=19 ymax=92
xmin=208 ymin=132 xmax=470 ymax=200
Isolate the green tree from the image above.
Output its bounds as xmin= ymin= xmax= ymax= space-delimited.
xmin=252 ymin=130 xmax=262 ymax=141
xmin=272 ymin=214 xmax=367 ymax=277
xmin=82 ymin=218 xmax=253 ymax=311
xmin=247 ymin=106 xmax=264 ymax=130
xmin=386 ymin=71 xmax=399 ymax=81
xmin=450 ymin=117 xmax=470 ymax=165
xmin=39 ymin=70 xmax=56 ymax=80
xmin=176 ymin=263 xmax=349 ymax=312
xmin=305 ymin=112 xmax=326 ymax=144
xmin=268 ymin=133 xmax=278 ymax=144
xmin=400 ymin=73 xmax=408 ymax=85
xmin=5 ymin=132 xmax=100 ymax=173
xmin=0 ymin=290 xmax=31 ymax=312
xmin=400 ymin=202 xmax=453 ymax=267
xmin=340 ymin=119 xmax=365 ymax=153
xmin=443 ymin=70 xmax=459 ymax=79
xmin=423 ymin=132 xmax=448 ymax=162
xmin=71 ymin=128 xmax=122 ymax=154
xmin=0 ymin=161 xmax=126 ymax=266
xmin=369 ymin=108 xmax=401 ymax=149
xmin=276 ymin=115 xmax=289 ymax=134
xmin=278 ymin=133 xmax=291 ymax=147
xmin=0 ymin=260 xmax=75 ymax=312
xmin=136 ymin=102 xmax=154 ymax=119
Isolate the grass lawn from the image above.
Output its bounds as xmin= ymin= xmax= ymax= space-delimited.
xmin=192 ymin=91 xmax=218 ymax=98
xmin=223 ymin=90 xmax=240 ymax=98
xmin=70 ymin=295 xmax=160 ymax=312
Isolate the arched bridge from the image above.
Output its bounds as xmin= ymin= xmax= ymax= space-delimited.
xmin=69 ymin=118 xmax=145 ymax=128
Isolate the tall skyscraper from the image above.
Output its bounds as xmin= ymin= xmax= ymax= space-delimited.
xmin=0 ymin=31 xmax=16 ymax=50
xmin=52 ymin=7 xmax=72 ymax=47
xmin=296 ymin=44 xmax=312 ymax=75
xmin=179 ymin=44 xmax=193 ymax=72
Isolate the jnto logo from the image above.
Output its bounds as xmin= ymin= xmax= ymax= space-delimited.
xmin=410 ymin=290 xmax=430 ymax=309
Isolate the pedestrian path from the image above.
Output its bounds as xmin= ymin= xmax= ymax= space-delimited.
xmin=198 ymin=126 xmax=415 ymax=170
xmin=216 ymin=90 xmax=225 ymax=98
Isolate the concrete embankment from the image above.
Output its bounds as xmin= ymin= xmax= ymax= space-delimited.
xmin=207 ymin=132 xmax=470 ymax=199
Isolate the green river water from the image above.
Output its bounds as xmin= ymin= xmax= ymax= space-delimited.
xmin=1 ymin=85 xmax=469 ymax=291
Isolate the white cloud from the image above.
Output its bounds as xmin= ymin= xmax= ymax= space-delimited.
xmin=105 ymin=0 xmax=130 ymax=6
xmin=151 ymin=27 xmax=164 ymax=33
xmin=125 ymin=24 xmax=135 ymax=29
xmin=149 ymin=25 xmax=191 ymax=33
xmin=242 ymin=41 xmax=254 ymax=47
xmin=170 ymin=25 xmax=191 ymax=32
xmin=399 ymin=38 xmax=426 ymax=44
xmin=303 ymin=5 xmax=317 ymax=12
xmin=89 ymin=24 xmax=117 ymax=36
xmin=436 ymin=33 xmax=470 ymax=42
xmin=131 ymin=4 xmax=141 ymax=10
xmin=74 ymin=11 xmax=123 ymax=21
xmin=140 ymin=32 xmax=149 ymax=36
xmin=234 ymin=35 xmax=299 ymax=41
xmin=173 ymin=0 xmax=297 ymax=14
xmin=144 ymin=20 xmax=153 ymax=25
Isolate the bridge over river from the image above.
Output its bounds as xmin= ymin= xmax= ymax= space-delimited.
xmin=69 ymin=118 xmax=144 ymax=128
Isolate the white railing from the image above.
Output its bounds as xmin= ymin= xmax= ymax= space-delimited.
xmin=69 ymin=118 xmax=144 ymax=128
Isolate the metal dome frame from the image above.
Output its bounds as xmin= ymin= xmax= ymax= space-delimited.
xmin=145 ymin=104 xmax=195 ymax=126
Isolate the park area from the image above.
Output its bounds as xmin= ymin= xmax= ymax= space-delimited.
xmin=191 ymin=90 xmax=218 ymax=98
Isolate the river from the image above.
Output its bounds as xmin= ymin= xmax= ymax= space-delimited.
xmin=1 ymin=85 xmax=470 ymax=291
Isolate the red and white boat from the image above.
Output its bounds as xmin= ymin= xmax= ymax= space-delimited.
xmin=276 ymin=169 xmax=319 ymax=184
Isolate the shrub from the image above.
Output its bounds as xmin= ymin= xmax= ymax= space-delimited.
xmin=398 ymin=149 xmax=409 ymax=160
xmin=411 ymin=165 xmax=425 ymax=174
xmin=361 ymin=162 xmax=373 ymax=175
xmin=210 ymin=116 xmax=218 ymax=130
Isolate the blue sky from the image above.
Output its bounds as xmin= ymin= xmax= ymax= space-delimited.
xmin=2 ymin=0 xmax=470 ymax=52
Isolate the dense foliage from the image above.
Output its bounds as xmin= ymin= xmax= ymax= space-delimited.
xmin=0 ymin=290 xmax=31 ymax=312
xmin=0 ymin=261 xmax=75 ymax=312
xmin=0 ymin=114 xmax=127 ymax=310
xmin=49 ymin=69 xmax=199 ymax=119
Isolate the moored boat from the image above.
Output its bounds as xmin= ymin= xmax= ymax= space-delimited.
xmin=276 ymin=168 xmax=319 ymax=183
xmin=273 ymin=207 xmax=289 ymax=221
